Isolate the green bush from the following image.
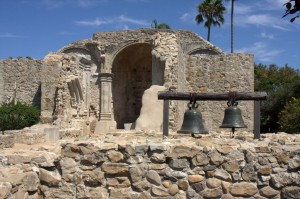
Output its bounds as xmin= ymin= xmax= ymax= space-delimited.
xmin=278 ymin=97 xmax=300 ymax=134
xmin=0 ymin=102 xmax=40 ymax=133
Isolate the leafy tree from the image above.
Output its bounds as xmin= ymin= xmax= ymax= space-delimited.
xmin=151 ymin=20 xmax=171 ymax=29
xmin=255 ymin=63 xmax=300 ymax=133
xmin=283 ymin=0 xmax=300 ymax=22
xmin=0 ymin=102 xmax=40 ymax=133
xmin=195 ymin=0 xmax=226 ymax=42
xmin=278 ymin=97 xmax=300 ymax=133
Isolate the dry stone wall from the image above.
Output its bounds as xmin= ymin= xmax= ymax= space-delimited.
xmin=0 ymin=132 xmax=299 ymax=199
xmin=0 ymin=58 xmax=43 ymax=107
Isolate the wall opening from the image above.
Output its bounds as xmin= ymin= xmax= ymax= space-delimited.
xmin=112 ymin=43 xmax=152 ymax=129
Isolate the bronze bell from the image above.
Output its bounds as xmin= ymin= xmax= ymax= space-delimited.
xmin=178 ymin=102 xmax=208 ymax=135
xmin=220 ymin=100 xmax=247 ymax=134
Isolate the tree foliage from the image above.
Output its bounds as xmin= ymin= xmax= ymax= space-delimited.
xmin=0 ymin=102 xmax=40 ymax=133
xmin=283 ymin=0 xmax=300 ymax=22
xmin=255 ymin=64 xmax=300 ymax=133
xmin=151 ymin=20 xmax=171 ymax=29
xmin=195 ymin=0 xmax=226 ymax=41
xmin=278 ymin=97 xmax=300 ymax=133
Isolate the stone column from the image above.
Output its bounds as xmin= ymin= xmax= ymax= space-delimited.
xmin=94 ymin=73 xmax=116 ymax=134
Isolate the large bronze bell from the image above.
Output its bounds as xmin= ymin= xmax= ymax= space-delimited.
xmin=178 ymin=102 xmax=208 ymax=135
xmin=220 ymin=100 xmax=247 ymax=134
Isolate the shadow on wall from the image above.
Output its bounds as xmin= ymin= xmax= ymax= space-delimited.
xmin=32 ymin=83 xmax=41 ymax=110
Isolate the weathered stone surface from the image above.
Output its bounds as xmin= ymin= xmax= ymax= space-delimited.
xmin=221 ymin=181 xmax=231 ymax=194
xmin=167 ymin=145 xmax=201 ymax=158
xmin=169 ymin=184 xmax=179 ymax=196
xmin=276 ymin=152 xmax=290 ymax=164
xmin=192 ymin=152 xmax=210 ymax=166
xmin=282 ymin=186 xmax=300 ymax=199
xmin=148 ymin=163 xmax=168 ymax=170
xmin=150 ymin=153 xmax=166 ymax=163
xmin=31 ymin=153 xmax=56 ymax=167
xmin=151 ymin=186 xmax=169 ymax=197
xmin=127 ymin=155 xmax=144 ymax=164
xmin=7 ymin=154 xmax=31 ymax=165
xmin=220 ymin=194 xmax=234 ymax=199
xmin=135 ymin=144 xmax=149 ymax=154
xmin=146 ymin=170 xmax=161 ymax=186
xmin=169 ymin=158 xmax=190 ymax=169
xmin=110 ymin=188 xmax=131 ymax=199
xmin=162 ymin=180 xmax=170 ymax=188
xmin=87 ymin=187 xmax=109 ymax=198
xmin=39 ymin=168 xmax=61 ymax=187
xmin=108 ymin=150 xmax=123 ymax=162
xmin=0 ymin=135 xmax=14 ymax=149
xmin=229 ymin=182 xmax=258 ymax=197
xmin=135 ymin=85 xmax=165 ymax=131
xmin=255 ymin=146 xmax=271 ymax=153
xmin=191 ymin=182 xmax=206 ymax=193
xmin=101 ymin=162 xmax=129 ymax=174
xmin=242 ymin=163 xmax=256 ymax=181
xmin=132 ymin=180 xmax=151 ymax=192
xmin=107 ymin=177 xmax=131 ymax=188
xmin=22 ymin=172 xmax=39 ymax=191
xmin=149 ymin=143 xmax=169 ymax=151
xmin=259 ymin=186 xmax=280 ymax=198
xmin=0 ymin=182 xmax=12 ymax=199
xmin=200 ymin=187 xmax=223 ymax=198
xmin=271 ymin=172 xmax=295 ymax=188
xmin=188 ymin=175 xmax=205 ymax=184
xmin=178 ymin=179 xmax=189 ymax=191
xmin=206 ymin=178 xmax=221 ymax=188
xmin=258 ymin=165 xmax=271 ymax=175
xmin=208 ymin=150 xmax=224 ymax=165
xmin=214 ymin=169 xmax=232 ymax=182
xmin=139 ymin=191 xmax=151 ymax=199
xmin=288 ymin=155 xmax=300 ymax=170
xmin=129 ymin=165 xmax=143 ymax=183
xmin=222 ymin=161 xmax=239 ymax=173
xmin=82 ymin=170 xmax=105 ymax=186
xmin=60 ymin=157 xmax=78 ymax=174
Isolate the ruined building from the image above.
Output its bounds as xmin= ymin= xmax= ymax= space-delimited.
xmin=0 ymin=29 xmax=254 ymax=134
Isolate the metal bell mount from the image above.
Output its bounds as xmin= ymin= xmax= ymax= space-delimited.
xmin=178 ymin=93 xmax=208 ymax=135
xmin=220 ymin=91 xmax=247 ymax=136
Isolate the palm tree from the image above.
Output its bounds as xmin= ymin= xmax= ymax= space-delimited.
xmin=227 ymin=0 xmax=236 ymax=53
xmin=151 ymin=20 xmax=171 ymax=29
xmin=195 ymin=0 xmax=226 ymax=42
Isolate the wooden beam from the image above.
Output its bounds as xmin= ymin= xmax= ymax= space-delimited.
xmin=158 ymin=91 xmax=267 ymax=101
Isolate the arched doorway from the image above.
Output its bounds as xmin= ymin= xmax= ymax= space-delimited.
xmin=112 ymin=43 xmax=152 ymax=129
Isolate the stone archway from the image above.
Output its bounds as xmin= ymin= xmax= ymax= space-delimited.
xmin=112 ymin=43 xmax=152 ymax=129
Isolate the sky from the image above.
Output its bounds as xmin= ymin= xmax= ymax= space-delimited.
xmin=0 ymin=0 xmax=299 ymax=70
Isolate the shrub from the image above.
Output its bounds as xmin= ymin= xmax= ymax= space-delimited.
xmin=0 ymin=102 xmax=40 ymax=133
xmin=278 ymin=97 xmax=300 ymax=134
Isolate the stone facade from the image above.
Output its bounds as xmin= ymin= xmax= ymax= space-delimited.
xmin=0 ymin=59 xmax=43 ymax=108
xmin=0 ymin=132 xmax=299 ymax=198
xmin=0 ymin=29 xmax=254 ymax=134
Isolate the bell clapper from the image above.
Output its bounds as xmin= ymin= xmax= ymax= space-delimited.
xmin=231 ymin=127 xmax=235 ymax=138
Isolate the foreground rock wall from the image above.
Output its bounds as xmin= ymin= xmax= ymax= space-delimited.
xmin=0 ymin=132 xmax=299 ymax=199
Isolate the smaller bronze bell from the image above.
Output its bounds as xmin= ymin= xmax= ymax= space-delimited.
xmin=220 ymin=101 xmax=247 ymax=134
xmin=178 ymin=102 xmax=208 ymax=135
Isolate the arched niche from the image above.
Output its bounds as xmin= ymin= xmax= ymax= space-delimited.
xmin=112 ymin=43 xmax=152 ymax=129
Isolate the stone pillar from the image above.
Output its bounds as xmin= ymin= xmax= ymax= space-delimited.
xmin=94 ymin=73 xmax=116 ymax=134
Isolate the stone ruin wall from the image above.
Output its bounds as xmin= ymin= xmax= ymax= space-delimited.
xmin=0 ymin=29 xmax=255 ymax=134
xmin=183 ymin=53 xmax=254 ymax=132
xmin=0 ymin=59 xmax=43 ymax=108
xmin=0 ymin=132 xmax=299 ymax=199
